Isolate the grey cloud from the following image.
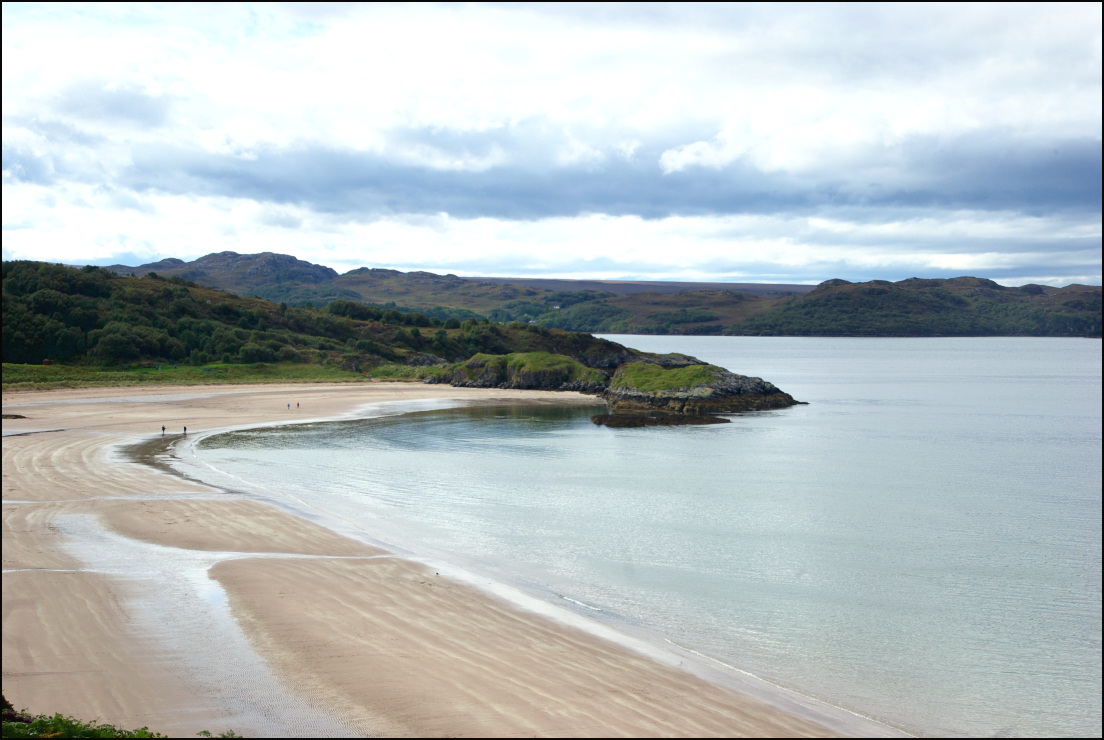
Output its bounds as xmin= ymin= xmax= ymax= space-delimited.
xmin=94 ymin=185 xmax=156 ymax=213
xmin=56 ymin=81 xmax=171 ymax=127
xmin=117 ymin=126 xmax=1101 ymax=223
xmin=258 ymin=210 xmax=303 ymax=229
xmin=1 ymin=144 xmax=55 ymax=184
xmin=121 ymin=139 xmax=807 ymax=219
xmin=776 ymin=212 xmax=1102 ymax=258
xmin=885 ymin=135 xmax=1102 ymax=213
xmin=25 ymin=117 xmax=106 ymax=146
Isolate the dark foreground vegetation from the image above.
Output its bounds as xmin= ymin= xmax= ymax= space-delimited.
xmin=1 ymin=260 xmax=633 ymax=390
xmin=0 ymin=695 xmax=238 ymax=738
xmin=105 ymin=252 xmax=1102 ymax=337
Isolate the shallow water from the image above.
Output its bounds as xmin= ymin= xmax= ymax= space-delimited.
xmin=193 ymin=337 xmax=1102 ymax=737
xmin=52 ymin=514 xmax=357 ymax=738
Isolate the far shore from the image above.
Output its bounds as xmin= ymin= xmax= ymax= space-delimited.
xmin=3 ymin=381 xmax=901 ymax=737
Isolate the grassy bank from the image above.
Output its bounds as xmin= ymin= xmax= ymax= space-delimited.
xmin=1 ymin=361 xmax=388 ymax=391
xmin=610 ymin=362 xmax=720 ymax=392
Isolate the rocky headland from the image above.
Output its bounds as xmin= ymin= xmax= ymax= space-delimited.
xmin=602 ymin=360 xmax=801 ymax=416
xmin=429 ymin=349 xmax=802 ymax=424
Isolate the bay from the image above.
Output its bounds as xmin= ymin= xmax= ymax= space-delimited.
xmin=192 ymin=337 xmax=1102 ymax=737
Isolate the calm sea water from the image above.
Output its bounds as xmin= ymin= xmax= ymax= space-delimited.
xmin=192 ymin=337 xmax=1102 ymax=737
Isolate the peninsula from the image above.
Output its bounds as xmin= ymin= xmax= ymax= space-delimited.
xmin=3 ymin=260 xmax=800 ymax=421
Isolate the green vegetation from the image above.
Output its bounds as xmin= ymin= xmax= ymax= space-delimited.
xmin=443 ymin=351 xmax=608 ymax=388
xmin=0 ymin=696 xmax=240 ymax=738
xmin=2 ymin=261 xmax=639 ymax=391
xmin=611 ymin=362 xmax=720 ymax=393
xmin=736 ymin=278 xmax=1103 ymax=336
xmin=1 ymin=712 xmax=165 ymax=738
xmin=505 ymin=352 xmax=606 ymax=382
xmin=8 ymin=257 xmax=1096 ymax=392
xmin=1 ymin=361 xmax=372 ymax=391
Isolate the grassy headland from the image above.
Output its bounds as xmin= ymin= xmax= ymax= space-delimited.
xmin=610 ymin=362 xmax=721 ymax=393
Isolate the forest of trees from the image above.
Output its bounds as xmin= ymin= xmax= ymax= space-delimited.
xmin=2 ymin=261 xmax=637 ymax=374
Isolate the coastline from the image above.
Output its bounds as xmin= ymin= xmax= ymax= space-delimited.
xmin=3 ymin=382 xmax=901 ymax=737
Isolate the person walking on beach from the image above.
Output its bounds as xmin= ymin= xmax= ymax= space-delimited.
xmin=161 ymin=425 xmax=165 ymax=436
xmin=183 ymin=426 xmax=187 ymax=435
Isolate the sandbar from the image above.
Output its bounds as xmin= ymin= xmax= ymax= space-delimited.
xmin=3 ymin=382 xmax=897 ymax=736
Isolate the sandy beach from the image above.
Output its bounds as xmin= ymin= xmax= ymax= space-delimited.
xmin=3 ymin=382 xmax=895 ymax=737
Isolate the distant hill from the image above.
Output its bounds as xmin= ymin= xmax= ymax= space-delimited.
xmin=738 ymin=277 xmax=1101 ymax=336
xmin=98 ymin=252 xmax=1102 ymax=337
xmin=105 ymin=251 xmax=353 ymax=305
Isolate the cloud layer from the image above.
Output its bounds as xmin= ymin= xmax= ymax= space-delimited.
xmin=3 ymin=3 xmax=1101 ymax=285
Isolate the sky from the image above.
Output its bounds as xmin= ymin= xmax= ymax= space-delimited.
xmin=2 ymin=2 xmax=1101 ymax=286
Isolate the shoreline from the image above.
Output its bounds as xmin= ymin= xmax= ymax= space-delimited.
xmin=3 ymin=382 xmax=902 ymax=737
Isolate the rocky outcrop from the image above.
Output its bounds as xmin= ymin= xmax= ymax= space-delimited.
xmin=404 ymin=352 xmax=449 ymax=366
xmin=636 ymin=352 xmax=706 ymax=368
xmin=602 ymin=361 xmax=800 ymax=415
xmin=558 ymin=379 xmax=610 ymax=393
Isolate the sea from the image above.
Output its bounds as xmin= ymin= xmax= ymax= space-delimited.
xmin=185 ymin=336 xmax=1102 ymax=737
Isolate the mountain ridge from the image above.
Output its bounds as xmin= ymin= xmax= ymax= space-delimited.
xmin=96 ymin=251 xmax=1102 ymax=337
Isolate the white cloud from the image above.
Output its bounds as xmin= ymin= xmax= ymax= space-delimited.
xmin=1 ymin=2 xmax=1099 ymax=285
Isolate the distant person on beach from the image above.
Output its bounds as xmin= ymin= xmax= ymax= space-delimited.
xmin=288 ymin=403 xmax=290 ymax=410
xmin=161 ymin=425 xmax=165 ymax=436
xmin=183 ymin=426 xmax=187 ymax=435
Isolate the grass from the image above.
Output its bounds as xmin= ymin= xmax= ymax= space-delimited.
xmin=1 ymin=352 xmax=606 ymax=394
xmin=1 ymin=361 xmax=388 ymax=391
xmin=367 ymin=363 xmax=449 ymax=382
xmin=610 ymin=362 xmax=720 ymax=393
xmin=503 ymin=352 xmax=607 ymax=383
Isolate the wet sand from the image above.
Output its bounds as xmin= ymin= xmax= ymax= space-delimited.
xmin=3 ymin=382 xmax=896 ymax=737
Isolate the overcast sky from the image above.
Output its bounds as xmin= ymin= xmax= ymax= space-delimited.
xmin=3 ymin=3 xmax=1101 ymax=286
